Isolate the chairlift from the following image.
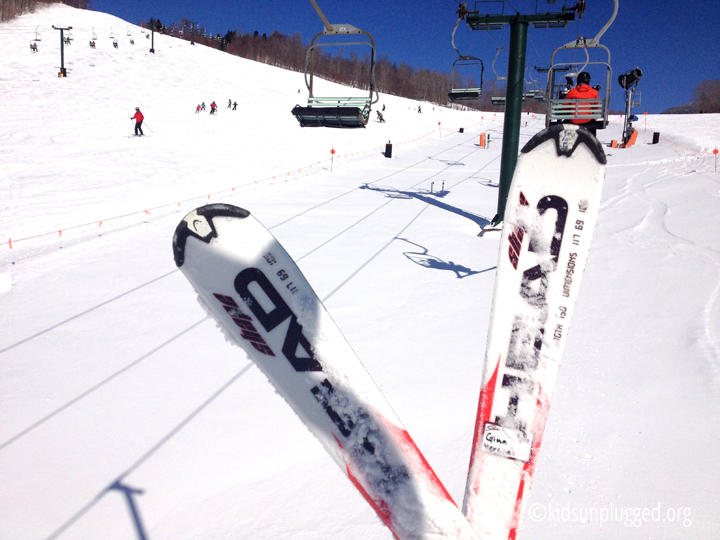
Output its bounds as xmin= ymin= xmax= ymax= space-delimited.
xmin=90 ymin=28 xmax=97 ymax=40
xmin=447 ymin=17 xmax=483 ymax=102
xmin=34 ymin=26 xmax=42 ymax=42
xmin=291 ymin=0 xmax=379 ymax=128
xmin=545 ymin=0 xmax=618 ymax=131
xmin=127 ymin=26 xmax=132 ymax=37
xmin=490 ymin=48 xmax=507 ymax=106
xmin=109 ymin=28 xmax=115 ymax=39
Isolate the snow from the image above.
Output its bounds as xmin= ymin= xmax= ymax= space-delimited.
xmin=1 ymin=3 xmax=720 ymax=539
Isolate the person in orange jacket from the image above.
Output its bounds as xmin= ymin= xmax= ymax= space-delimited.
xmin=131 ymin=107 xmax=144 ymax=136
xmin=565 ymin=72 xmax=599 ymax=134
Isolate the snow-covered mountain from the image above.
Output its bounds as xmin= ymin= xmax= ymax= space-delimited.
xmin=1 ymin=3 xmax=719 ymax=539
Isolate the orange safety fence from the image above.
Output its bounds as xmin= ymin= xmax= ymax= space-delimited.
xmin=645 ymin=119 xmax=714 ymax=155
xmin=3 ymin=119 xmax=484 ymax=250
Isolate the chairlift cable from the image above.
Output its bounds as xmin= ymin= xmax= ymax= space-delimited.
xmin=527 ymin=34 xmax=544 ymax=64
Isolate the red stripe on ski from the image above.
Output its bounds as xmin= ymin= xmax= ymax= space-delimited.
xmin=346 ymin=465 xmax=400 ymax=540
xmin=467 ymin=355 xmax=501 ymax=481
xmin=378 ymin=412 xmax=457 ymax=506
xmin=332 ymin=433 xmax=400 ymax=540
xmin=507 ymin=389 xmax=551 ymax=539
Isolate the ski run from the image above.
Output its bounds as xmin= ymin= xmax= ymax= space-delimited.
xmin=2 ymin=3 xmax=720 ymax=540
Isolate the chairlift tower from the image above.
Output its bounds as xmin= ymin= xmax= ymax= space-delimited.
xmin=150 ymin=20 xmax=162 ymax=53
xmin=460 ymin=1 xmax=584 ymax=225
xmin=51 ymin=25 xmax=72 ymax=77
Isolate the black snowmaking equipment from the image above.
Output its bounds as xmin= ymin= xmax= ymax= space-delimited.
xmin=448 ymin=13 xmax=484 ymax=102
xmin=618 ymin=67 xmax=642 ymax=142
xmin=291 ymin=0 xmax=379 ymax=128
xmin=545 ymin=0 xmax=619 ymax=131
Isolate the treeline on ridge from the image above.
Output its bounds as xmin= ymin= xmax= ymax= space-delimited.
xmin=144 ymin=17 xmax=528 ymax=113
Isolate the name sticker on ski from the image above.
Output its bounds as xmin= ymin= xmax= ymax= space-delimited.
xmin=481 ymin=422 xmax=532 ymax=462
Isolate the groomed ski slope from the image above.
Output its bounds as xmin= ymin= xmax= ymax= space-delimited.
xmin=1 ymin=4 xmax=719 ymax=539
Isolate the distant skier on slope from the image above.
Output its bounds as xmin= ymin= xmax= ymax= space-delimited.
xmin=131 ymin=107 xmax=144 ymax=136
xmin=210 ymin=101 xmax=217 ymax=115
xmin=196 ymin=104 xmax=201 ymax=113
xmin=201 ymin=102 xmax=206 ymax=111
xmin=232 ymin=101 xmax=237 ymax=111
xmin=376 ymin=111 xmax=385 ymax=123
xmin=30 ymin=42 xmax=38 ymax=52
xmin=228 ymin=99 xmax=232 ymax=109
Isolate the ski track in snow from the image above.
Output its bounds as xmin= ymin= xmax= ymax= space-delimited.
xmin=2 ymin=4 xmax=720 ymax=540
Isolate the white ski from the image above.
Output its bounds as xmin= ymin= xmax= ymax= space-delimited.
xmin=173 ymin=204 xmax=480 ymax=540
xmin=463 ymin=125 xmax=606 ymax=540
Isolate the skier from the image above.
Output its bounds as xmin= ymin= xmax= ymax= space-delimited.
xmin=382 ymin=104 xmax=385 ymax=111
xmin=376 ymin=111 xmax=385 ymax=123
xmin=113 ymin=40 xmax=118 ymax=49
xmin=201 ymin=102 xmax=206 ymax=111
xmin=232 ymin=101 xmax=238 ymax=111
xmin=89 ymin=40 xmax=95 ymax=49
xmin=130 ymin=107 xmax=144 ymax=136
xmin=30 ymin=42 xmax=38 ymax=52
xmin=228 ymin=99 xmax=232 ymax=109
xmin=210 ymin=101 xmax=217 ymax=115
xmin=417 ymin=105 xmax=422 ymax=114
xmin=196 ymin=104 xmax=201 ymax=113
xmin=564 ymin=72 xmax=599 ymax=134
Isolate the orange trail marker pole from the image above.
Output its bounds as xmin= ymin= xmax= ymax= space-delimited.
xmin=714 ymin=148 xmax=718 ymax=173
xmin=8 ymin=238 xmax=12 ymax=249
xmin=330 ymin=147 xmax=335 ymax=173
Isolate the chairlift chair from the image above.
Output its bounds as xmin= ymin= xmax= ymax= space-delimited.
xmin=487 ymin=47 xmax=508 ymax=105
xmin=448 ymin=17 xmax=484 ymax=102
xmin=34 ymin=26 xmax=42 ymax=41
xmin=109 ymin=28 xmax=115 ymax=39
xmin=291 ymin=0 xmax=379 ymax=128
xmin=545 ymin=0 xmax=618 ymax=131
xmin=127 ymin=26 xmax=132 ymax=37
xmin=545 ymin=43 xmax=611 ymax=130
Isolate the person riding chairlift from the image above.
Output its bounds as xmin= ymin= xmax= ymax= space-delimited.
xmin=564 ymin=71 xmax=599 ymax=135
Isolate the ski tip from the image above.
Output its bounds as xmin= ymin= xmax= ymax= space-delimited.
xmin=172 ymin=204 xmax=251 ymax=267
xmin=522 ymin=124 xmax=607 ymax=165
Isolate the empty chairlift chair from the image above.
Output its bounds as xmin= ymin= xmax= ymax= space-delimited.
xmin=291 ymin=0 xmax=379 ymax=128
xmin=447 ymin=17 xmax=484 ymax=102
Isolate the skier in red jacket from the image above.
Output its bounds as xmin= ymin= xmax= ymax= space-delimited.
xmin=565 ymin=72 xmax=599 ymax=134
xmin=131 ymin=107 xmax=144 ymax=136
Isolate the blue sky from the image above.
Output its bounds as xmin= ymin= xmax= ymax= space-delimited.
xmin=90 ymin=0 xmax=719 ymax=114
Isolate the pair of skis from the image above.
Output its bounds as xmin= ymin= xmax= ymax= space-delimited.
xmin=172 ymin=125 xmax=606 ymax=539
